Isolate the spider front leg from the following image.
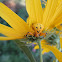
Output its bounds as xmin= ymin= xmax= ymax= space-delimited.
xmin=40 ymin=32 xmax=46 ymax=37
xmin=25 ymin=32 xmax=34 ymax=37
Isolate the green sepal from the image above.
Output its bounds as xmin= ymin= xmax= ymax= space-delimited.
xmin=54 ymin=27 xmax=60 ymax=31
xmin=44 ymin=32 xmax=59 ymax=45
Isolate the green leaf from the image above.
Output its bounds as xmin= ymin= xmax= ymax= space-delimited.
xmin=14 ymin=40 xmax=36 ymax=62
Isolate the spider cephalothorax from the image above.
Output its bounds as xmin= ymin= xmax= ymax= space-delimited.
xmin=32 ymin=23 xmax=44 ymax=33
xmin=32 ymin=23 xmax=44 ymax=37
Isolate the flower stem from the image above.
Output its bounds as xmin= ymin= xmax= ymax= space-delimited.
xmin=38 ymin=40 xmax=43 ymax=62
xmin=54 ymin=58 xmax=58 ymax=62
xmin=54 ymin=37 xmax=61 ymax=62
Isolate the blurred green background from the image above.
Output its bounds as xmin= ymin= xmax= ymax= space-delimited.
xmin=0 ymin=0 xmax=55 ymax=62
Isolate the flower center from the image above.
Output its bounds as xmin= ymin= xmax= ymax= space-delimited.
xmin=24 ymin=24 xmax=60 ymax=45
xmin=24 ymin=23 xmax=61 ymax=46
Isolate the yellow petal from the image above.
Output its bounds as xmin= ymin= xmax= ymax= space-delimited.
xmin=34 ymin=45 xmax=39 ymax=49
xmin=0 ymin=24 xmax=23 ymax=37
xmin=42 ymin=0 xmax=59 ymax=29
xmin=42 ymin=48 xmax=50 ymax=54
xmin=45 ymin=45 xmax=62 ymax=62
xmin=0 ymin=2 xmax=31 ymax=36
xmin=26 ymin=0 xmax=43 ymax=26
xmin=48 ymin=2 xmax=62 ymax=28
xmin=0 ymin=37 xmax=22 ymax=41
xmin=58 ymin=0 xmax=62 ymax=4
xmin=34 ymin=44 xmax=50 ymax=54
xmin=56 ymin=24 xmax=62 ymax=30
xmin=60 ymin=37 xmax=62 ymax=49
xmin=34 ymin=40 xmax=47 ymax=49
xmin=33 ymin=42 xmax=37 ymax=44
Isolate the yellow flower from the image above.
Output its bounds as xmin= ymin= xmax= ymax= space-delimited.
xmin=0 ymin=0 xmax=62 ymax=62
